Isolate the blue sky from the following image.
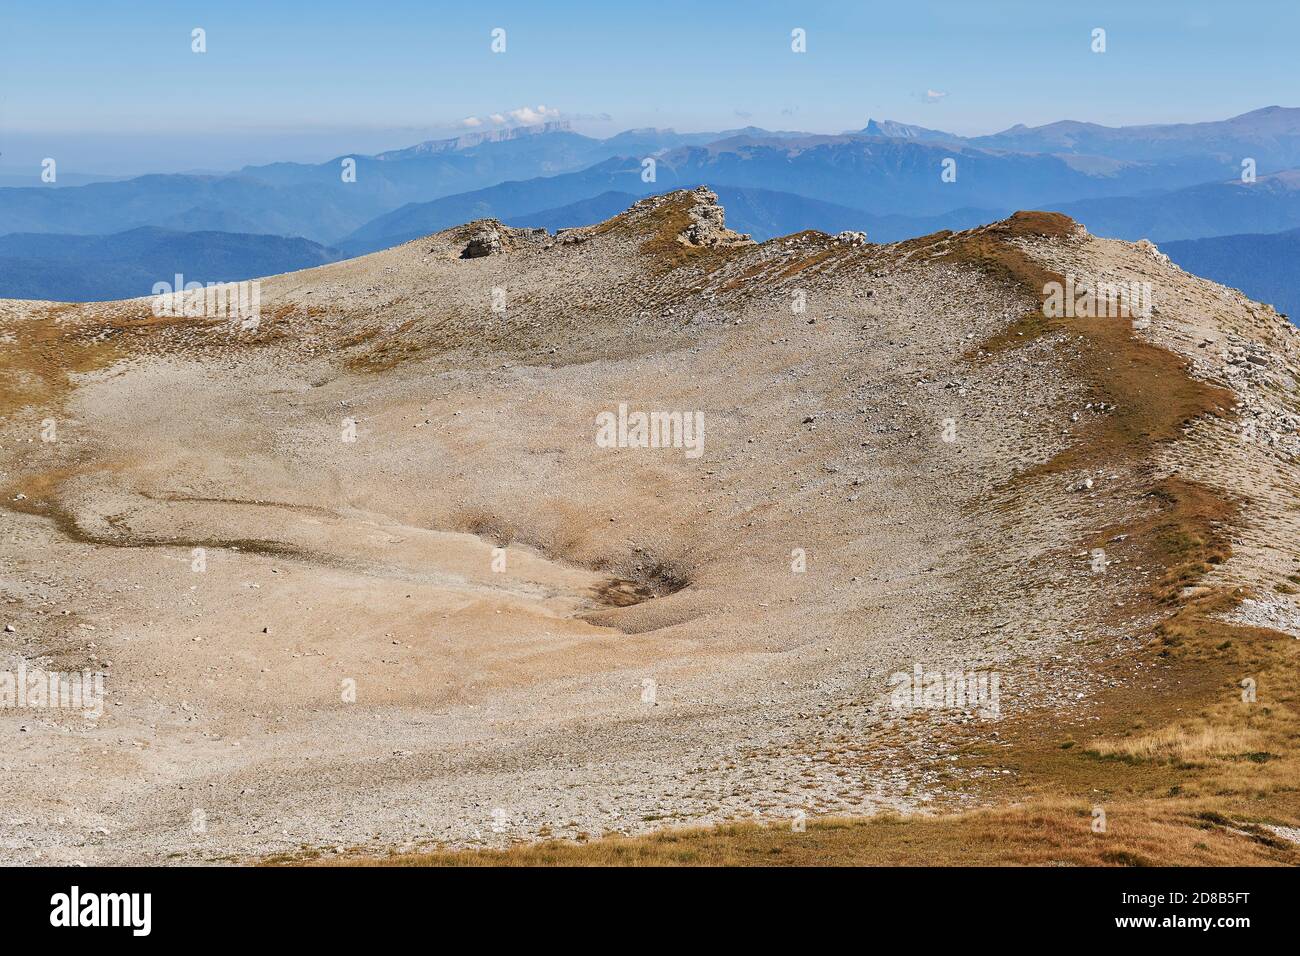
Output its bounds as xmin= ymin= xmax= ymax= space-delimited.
xmin=2 ymin=0 xmax=1298 ymax=173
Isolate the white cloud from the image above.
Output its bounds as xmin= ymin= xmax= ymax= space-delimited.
xmin=464 ymin=105 xmax=565 ymax=129
xmin=925 ymin=89 xmax=948 ymax=102
xmin=504 ymin=104 xmax=562 ymax=126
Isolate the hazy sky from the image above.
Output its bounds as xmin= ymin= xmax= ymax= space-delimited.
xmin=2 ymin=0 xmax=1297 ymax=174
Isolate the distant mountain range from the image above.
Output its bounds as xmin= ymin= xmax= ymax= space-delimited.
xmin=10 ymin=107 xmax=1294 ymax=247
xmin=331 ymin=137 xmax=1229 ymax=255
xmin=0 ymin=173 xmax=383 ymax=243
xmin=1164 ymin=226 xmax=1300 ymax=321
xmin=967 ymin=106 xmax=1300 ymax=168
xmin=0 ymin=167 xmax=127 ymax=188
xmin=1046 ymin=170 xmax=1300 ymax=242
xmin=875 ymin=106 xmax=1300 ymax=168
xmin=5 ymin=106 xmax=1300 ymax=311
xmin=0 ymin=227 xmax=338 ymax=301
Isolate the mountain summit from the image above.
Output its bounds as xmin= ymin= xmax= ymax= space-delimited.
xmin=373 ymin=120 xmax=576 ymax=160
xmin=860 ymin=118 xmax=958 ymax=141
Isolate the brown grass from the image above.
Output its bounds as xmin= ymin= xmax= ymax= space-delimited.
xmin=1088 ymin=725 xmax=1264 ymax=762
xmin=0 ymin=305 xmax=127 ymax=417
xmin=0 ymin=302 xmax=308 ymax=551
xmin=311 ymin=801 xmax=1293 ymax=867
xmin=592 ymin=190 xmax=749 ymax=275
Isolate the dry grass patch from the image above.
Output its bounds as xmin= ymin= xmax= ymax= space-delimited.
xmin=1088 ymin=725 xmax=1266 ymax=763
xmin=321 ymin=800 xmax=1295 ymax=867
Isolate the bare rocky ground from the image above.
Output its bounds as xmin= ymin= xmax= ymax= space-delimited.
xmin=1 ymin=189 xmax=1296 ymax=864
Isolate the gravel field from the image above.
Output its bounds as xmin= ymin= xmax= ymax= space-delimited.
xmin=1 ymin=189 xmax=1296 ymax=863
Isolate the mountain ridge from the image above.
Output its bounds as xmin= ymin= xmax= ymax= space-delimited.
xmin=5 ymin=187 xmax=1297 ymax=865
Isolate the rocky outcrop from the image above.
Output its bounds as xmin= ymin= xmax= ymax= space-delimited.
xmin=454 ymin=221 xmax=549 ymax=259
xmin=461 ymin=226 xmax=503 ymax=259
xmin=1134 ymin=238 xmax=1172 ymax=266
xmin=678 ymin=187 xmax=752 ymax=248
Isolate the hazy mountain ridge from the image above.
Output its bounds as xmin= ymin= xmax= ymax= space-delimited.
xmin=970 ymin=106 xmax=1300 ymax=168
xmin=3 ymin=107 xmax=1299 ymax=302
xmin=335 ymin=136 xmax=1230 ymax=254
xmin=1049 ymin=170 xmax=1300 ymax=241
xmin=1163 ymin=226 xmax=1300 ymax=320
xmin=0 ymin=227 xmax=339 ymax=301
xmin=5 ymin=108 xmax=1284 ymax=248
xmin=0 ymin=173 xmax=381 ymax=243
xmin=861 ymin=119 xmax=961 ymax=142
xmin=874 ymin=105 xmax=1300 ymax=169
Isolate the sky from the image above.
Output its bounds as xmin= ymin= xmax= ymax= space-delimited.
xmin=2 ymin=0 xmax=1298 ymax=174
